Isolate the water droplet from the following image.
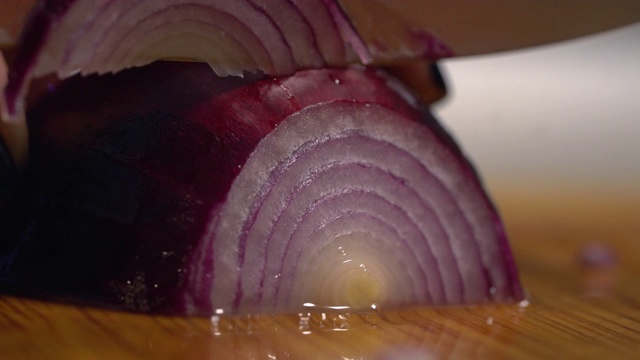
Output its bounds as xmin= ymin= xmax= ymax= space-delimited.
xmin=210 ymin=315 xmax=221 ymax=336
xmin=518 ymin=299 xmax=530 ymax=308
xmin=376 ymin=346 xmax=437 ymax=360
xmin=579 ymin=241 xmax=617 ymax=268
xmin=245 ymin=314 xmax=254 ymax=335
xmin=334 ymin=79 xmax=341 ymax=85
xmin=298 ymin=312 xmax=311 ymax=332
xmin=332 ymin=313 xmax=350 ymax=331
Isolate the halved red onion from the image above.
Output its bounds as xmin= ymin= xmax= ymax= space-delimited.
xmin=2 ymin=62 xmax=521 ymax=315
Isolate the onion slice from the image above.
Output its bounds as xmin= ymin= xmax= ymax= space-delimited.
xmin=3 ymin=0 xmax=639 ymax=123
xmin=1 ymin=62 xmax=522 ymax=315
xmin=1 ymin=0 xmax=360 ymax=122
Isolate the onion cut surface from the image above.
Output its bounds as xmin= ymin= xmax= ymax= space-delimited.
xmin=1 ymin=62 xmax=521 ymax=315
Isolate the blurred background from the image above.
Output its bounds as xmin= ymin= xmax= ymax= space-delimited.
xmin=434 ymin=22 xmax=639 ymax=198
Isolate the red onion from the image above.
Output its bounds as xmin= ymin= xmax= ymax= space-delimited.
xmin=9 ymin=0 xmax=461 ymax=124
xmin=1 ymin=0 xmax=360 ymax=122
xmin=1 ymin=62 xmax=522 ymax=315
xmin=4 ymin=0 xmax=639 ymax=123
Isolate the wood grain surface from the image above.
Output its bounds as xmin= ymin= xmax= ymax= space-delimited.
xmin=1 ymin=185 xmax=639 ymax=359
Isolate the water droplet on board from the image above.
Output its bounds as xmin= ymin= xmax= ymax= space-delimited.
xmin=579 ymin=241 xmax=617 ymax=268
xmin=579 ymin=241 xmax=618 ymax=297
xmin=210 ymin=315 xmax=221 ymax=336
xmin=376 ymin=346 xmax=438 ymax=360
xmin=518 ymin=299 xmax=530 ymax=308
xmin=298 ymin=312 xmax=311 ymax=334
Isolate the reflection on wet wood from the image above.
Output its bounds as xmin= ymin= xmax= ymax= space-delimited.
xmin=1 ymin=186 xmax=639 ymax=359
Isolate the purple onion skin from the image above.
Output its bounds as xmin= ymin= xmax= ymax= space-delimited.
xmin=0 ymin=62 xmax=521 ymax=314
xmin=2 ymin=62 xmax=265 ymax=310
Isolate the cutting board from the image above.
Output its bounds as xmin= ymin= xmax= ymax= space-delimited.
xmin=1 ymin=184 xmax=639 ymax=359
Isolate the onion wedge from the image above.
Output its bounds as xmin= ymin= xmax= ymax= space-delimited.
xmin=0 ymin=62 xmax=521 ymax=315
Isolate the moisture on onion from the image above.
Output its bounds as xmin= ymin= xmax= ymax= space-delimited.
xmin=0 ymin=62 xmax=522 ymax=315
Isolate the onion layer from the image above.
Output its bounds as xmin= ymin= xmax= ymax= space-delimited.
xmin=1 ymin=0 xmax=360 ymax=122
xmin=1 ymin=62 xmax=521 ymax=315
xmin=3 ymin=1 xmax=639 ymax=123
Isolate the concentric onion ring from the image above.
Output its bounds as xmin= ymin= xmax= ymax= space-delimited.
xmin=186 ymin=100 xmax=520 ymax=314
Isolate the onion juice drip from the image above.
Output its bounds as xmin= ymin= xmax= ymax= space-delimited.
xmin=209 ymin=306 xmax=366 ymax=337
xmin=211 ymin=233 xmax=389 ymax=335
xmin=208 ymin=299 xmax=530 ymax=337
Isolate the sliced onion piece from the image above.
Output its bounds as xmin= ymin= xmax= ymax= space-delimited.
xmin=1 ymin=0 xmax=358 ymax=122
xmin=5 ymin=62 xmax=521 ymax=315
xmin=3 ymin=0 xmax=639 ymax=124
xmin=188 ymin=100 xmax=520 ymax=314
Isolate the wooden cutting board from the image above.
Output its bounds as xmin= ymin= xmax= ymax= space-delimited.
xmin=1 ymin=184 xmax=639 ymax=359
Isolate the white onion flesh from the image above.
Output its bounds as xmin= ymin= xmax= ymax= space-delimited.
xmin=186 ymin=101 xmax=519 ymax=314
